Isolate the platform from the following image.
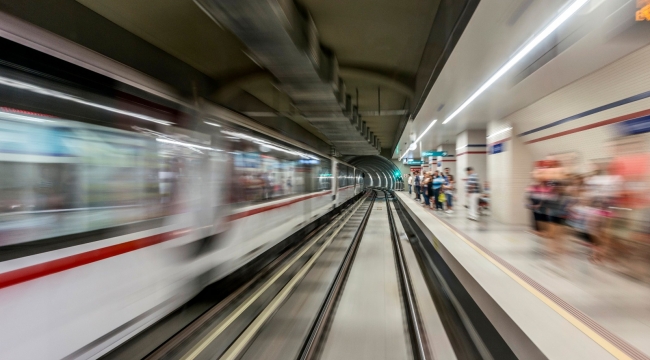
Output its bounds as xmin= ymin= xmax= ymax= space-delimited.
xmin=395 ymin=191 xmax=650 ymax=360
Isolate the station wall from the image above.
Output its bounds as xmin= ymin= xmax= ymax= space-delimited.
xmin=509 ymin=42 xmax=650 ymax=171
xmin=487 ymin=42 xmax=650 ymax=224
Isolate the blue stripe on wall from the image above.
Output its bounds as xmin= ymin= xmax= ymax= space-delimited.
xmin=518 ymin=90 xmax=650 ymax=137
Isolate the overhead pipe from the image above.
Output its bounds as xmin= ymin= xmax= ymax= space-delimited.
xmin=196 ymin=0 xmax=380 ymax=155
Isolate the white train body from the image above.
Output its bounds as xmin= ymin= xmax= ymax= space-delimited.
xmin=0 ymin=65 xmax=365 ymax=359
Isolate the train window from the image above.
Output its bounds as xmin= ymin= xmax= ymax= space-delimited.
xmin=316 ymin=158 xmax=332 ymax=191
xmin=223 ymin=128 xmax=327 ymax=205
xmin=0 ymin=112 xmax=165 ymax=246
xmin=337 ymin=163 xmax=347 ymax=188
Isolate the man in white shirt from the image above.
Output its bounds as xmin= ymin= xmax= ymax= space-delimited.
xmin=466 ymin=167 xmax=480 ymax=221
xmin=407 ymin=174 xmax=413 ymax=194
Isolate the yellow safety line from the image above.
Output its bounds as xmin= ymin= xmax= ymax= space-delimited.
xmin=418 ymin=204 xmax=631 ymax=360
xmin=181 ymin=196 xmax=366 ymax=360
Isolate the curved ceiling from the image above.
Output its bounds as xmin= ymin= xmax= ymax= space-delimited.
xmin=1 ymin=0 xmax=478 ymax=157
xmin=70 ymin=0 xmax=438 ymax=151
xmin=345 ymin=155 xmax=400 ymax=187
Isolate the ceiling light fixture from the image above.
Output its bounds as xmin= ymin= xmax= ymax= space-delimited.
xmin=1 ymin=111 xmax=55 ymax=124
xmin=442 ymin=0 xmax=590 ymax=125
xmin=204 ymin=121 xmax=222 ymax=127
xmin=0 ymin=75 xmax=174 ymax=126
xmin=156 ymin=138 xmax=221 ymax=151
xmin=222 ymin=130 xmax=319 ymax=160
xmin=399 ymin=119 xmax=437 ymax=160
xmin=486 ymin=127 xmax=513 ymax=139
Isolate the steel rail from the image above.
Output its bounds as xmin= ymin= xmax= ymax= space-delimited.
xmin=385 ymin=190 xmax=430 ymax=360
xmin=297 ymin=190 xmax=377 ymax=360
xmin=144 ymin=192 xmax=368 ymax=360
xmin=218 ymin=191 xmax=374 ymax=360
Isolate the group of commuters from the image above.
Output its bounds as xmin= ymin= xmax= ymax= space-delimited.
xmin=526 ymin=146 xmax=650 ymax=274
xmin=407 ymin=167 xmax=455 ymax=214
xmin=407 ymin=167 xmax=488 ymax=221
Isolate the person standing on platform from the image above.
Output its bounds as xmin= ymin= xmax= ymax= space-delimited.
xmin=466 ymin=167 xmax=481 ymax=221
xmin=433 ymin=172 xmax=445 ymax=211
xmin=443 ymin=167 xmax=451 ymax=182
xmin=543 ymin=182 xmax=570 ymax=262
xmin=421 ymin=173 xmax=431 ymax=207
xmin=526 ymin=180 xmax=544 ymax=235
xmin=445 ymin=174 xmax=455 ymax=213
xmin=414 ymin=172 xmax=421 ymax=201
xmin=407 ymin=173 xmax=413 ymax=194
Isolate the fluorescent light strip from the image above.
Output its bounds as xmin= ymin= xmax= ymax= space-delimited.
xmin=204 ymin=121 xmax=222 ymax=127
xmin=0 ymin=76 xmax=174 ymax=126
xmin=486 ymin=127 xmax=513 ymax=138
xmin=0 ymin=111 xmax=55 ymax=123
xmin=399 ymin=119 xmax=438 ymax=160
xmin=442 ymin=0 xmax=590 ymax=125
xmin=414 ymin=120 xmax=437 ymax=144
xmin=222 ymin=130 xmax=319 ymax=160
xmin=157 ymin=138 xmax=221 ymax=151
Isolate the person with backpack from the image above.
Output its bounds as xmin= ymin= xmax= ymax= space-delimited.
xmin=432 ymin=172 xmax=445 ymax=211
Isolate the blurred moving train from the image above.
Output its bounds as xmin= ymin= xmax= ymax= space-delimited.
xmin=0 ymin=36 xmax=364 ymax=359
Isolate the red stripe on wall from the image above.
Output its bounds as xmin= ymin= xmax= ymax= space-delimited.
xmin=0 ymin=229 xmax=188 ymax=290
xmin=456 ymin=151 xmax=487 ymax=156
xmin=524 ymin=109 xmax=650 ymax=145
xmin=228 ymin=191 xmax=332 ymax=221
xmin=488 ymin=137 xmax=510 ymax=146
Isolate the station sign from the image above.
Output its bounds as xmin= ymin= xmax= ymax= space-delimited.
xmin=617 ymin=114 xmax=650 ymax=136
xmin=489 ymin=143 xmax=505 ymax=155
xmin=421 ymin=150 xmax=448 ymax=157
xmin=405 ymin=159 xmax=424 ymax=165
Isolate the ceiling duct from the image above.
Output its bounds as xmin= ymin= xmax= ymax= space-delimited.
xmin=196 ymin=0 xmax=379 ymax=155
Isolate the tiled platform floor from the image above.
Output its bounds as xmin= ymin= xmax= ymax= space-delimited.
xmin=400 ymin=192 xmax=650 ymax=356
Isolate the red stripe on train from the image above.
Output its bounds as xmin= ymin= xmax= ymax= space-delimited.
xmin=0 ymin=229 xmax=188 ymax=290
xmin=1 ymin=190 xmax=339 ymax=289
xmin=228 ymin=191 xmax=332 ymax=221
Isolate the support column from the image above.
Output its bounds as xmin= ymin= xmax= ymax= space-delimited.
xmin=456 ymin=130 xmax=487 ymax=208
xmin=436 ymin=144 xmax=456 ymax=175
xmin=487 ymin=121 xmax=533 ymax=225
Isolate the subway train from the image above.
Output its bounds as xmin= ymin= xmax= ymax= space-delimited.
xmin=0 ymin=38 xmax=364 ymax=359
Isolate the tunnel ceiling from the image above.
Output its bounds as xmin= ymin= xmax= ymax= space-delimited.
xmin=344 ymin=155 xmax=400 ymax=182
xmin=0 ymin=0 xmax=477 ymax=156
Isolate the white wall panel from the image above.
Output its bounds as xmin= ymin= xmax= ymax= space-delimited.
xmin=507 ymin=43 xmax=650 ymax=171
